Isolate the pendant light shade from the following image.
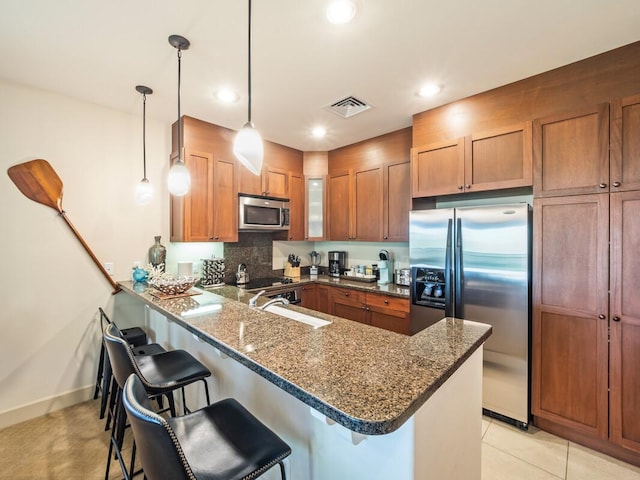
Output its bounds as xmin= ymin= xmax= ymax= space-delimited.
xmin=167 ymin=34 xmax=191 ymax=196
xmin=233 ymin=0 xmax=263 ymax=176
xmin=135 ymin=85 xmax=154 ymax=205
xmin=233 ymin=121 xmax=263 ymax=175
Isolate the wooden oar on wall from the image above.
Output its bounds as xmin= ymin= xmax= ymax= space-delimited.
xmin=7 ymin=159 xmax=120 ymax=293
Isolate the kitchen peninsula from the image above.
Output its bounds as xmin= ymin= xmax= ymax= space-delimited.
xmin=115 ymin=280 xmax=491 ymax=479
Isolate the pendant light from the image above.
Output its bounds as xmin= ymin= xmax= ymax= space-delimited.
xmin=167 ymin=34 xmax=191 ymax=196
xmin=135 ymin=85 xmax=154 ymax=205
xmin=233 ymin=0 xmax=263 ymax=175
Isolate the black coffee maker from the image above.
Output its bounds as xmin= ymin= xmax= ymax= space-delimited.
xmin=328 ymin=251 xmax=347 ymax=278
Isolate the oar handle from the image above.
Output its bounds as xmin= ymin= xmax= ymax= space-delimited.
xmin=60 ymin=212 xmax=121 ymax=294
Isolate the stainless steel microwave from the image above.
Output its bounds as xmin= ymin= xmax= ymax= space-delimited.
xmin=238 ymin=194 xmax=290 ymax=231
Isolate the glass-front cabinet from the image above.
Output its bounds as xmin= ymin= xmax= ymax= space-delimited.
xmin=306 ymin=176 xmax=325 ymax=240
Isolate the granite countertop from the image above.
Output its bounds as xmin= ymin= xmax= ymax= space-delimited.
xmin=118 ymin=281 xmax=491 ymax=435
xmin=293 ymin=274 xmax=411 ymax=298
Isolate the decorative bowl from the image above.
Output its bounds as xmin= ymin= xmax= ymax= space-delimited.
xmin=148 ymin=276 xmax=196 ymax=295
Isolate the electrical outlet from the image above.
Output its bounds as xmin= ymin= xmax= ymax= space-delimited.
xmin=104 ymin=262 xmax=114 ymax=276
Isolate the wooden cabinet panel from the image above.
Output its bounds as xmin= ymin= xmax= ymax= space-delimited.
xmin=238 ymin=165 xmax=263 ymax=195
xmin=287 ymin=173 xmax=305 ymax=240
xmin=532 ymin=194 xmax=609 ymax=438
xmin=533 ymin=104 xmax=610 ymax=198
xmin=316 ymin=285 xmax=331 ymax=314
xmin=300 ymin=284 xmax=317 ymax=311
xmin=211 ymin=157 xmax=238 ymax=242
xmin=328 ymin=171 xmax=351 ymax=241
xmin=610 ymin=191 xmax=640 ymax=452
xmin=354 ymin=167 xmax=383 ymax=241
xmin=367 ymin=293 xmax=410 ymax=334
xmin=412 ymin=138 xmax=465 ymax=197
xmin=331 ymin=287 xmax=367 ymax=324
xmin=465 ymin=123 xmax=532 ymax=191
xmin=610 ymin=93 xmax=640 ymax=193
xmin=171 ymin=150 xmax=213 ymax=242
xmin=264 ymin=167 xmax=289 ymax=198
xmin=383 ymin=161 xmax=410 ymax=241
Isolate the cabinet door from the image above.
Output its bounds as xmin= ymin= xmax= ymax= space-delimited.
xmin=533 ymin=104 xmax=610 ymax=198
xmin=287 ymin=173 xmax=305 ymax=240
xmin=465 ymin=122 xmax=532 ymax=192
xmin=328 ymin=171 xmax=352 ymax=241
xmin=306 ymin=177 xmax=325 ymax=240
xmin=316 ymin=285 xmax=331 ymax=314
xmin=383 ymin=161 xmax=410 ymax=242
xmin=610 ymin=94 xmax=640 ymax=193
xmin=610 ymin=191 xmax=640 ymax=453
xmin=366 ymin=293 xmax=410 ymax=334
xmin=264 ymin=167 xmax=289 ymax=198
xmin=532 ymin=194 xmax=609 ymax=438
xmin=238 ymin=163 xmax=263 ymax=195
xmin=411 ymin=138 xmax=464 ymax=197
xmin=170 ymin=150 xmax=214 ymax=242
xmin=331 ymin=287 xmax=367 ymax=324
xmin=211 ymin=157 xmax=238 ymax=242
xmin=353 ymin=166 xmax=383 ymax=241
xmin=300 ymin=284 xmax=317 ymax=311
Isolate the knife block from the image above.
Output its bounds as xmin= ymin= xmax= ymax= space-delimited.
xmin=284 ymin=264 xmax=301 ymax=278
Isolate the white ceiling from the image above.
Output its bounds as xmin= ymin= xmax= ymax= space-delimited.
xmin=1 ymin=0 xmax=639 ymax=151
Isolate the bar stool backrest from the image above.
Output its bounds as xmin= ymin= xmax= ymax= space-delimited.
xmin=103 ymin=324 xmax=146 ymax=389
xmin=122 ymin=374 xmax=196 ymax=480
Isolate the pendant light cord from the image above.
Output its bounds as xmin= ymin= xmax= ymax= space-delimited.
xmin=177 ymin=48 xmax=183 ymax=164
xmin=248 ymin=0 xmax=252 ymax=123
xmin=142 ymin=92 xmax=147 ymax=179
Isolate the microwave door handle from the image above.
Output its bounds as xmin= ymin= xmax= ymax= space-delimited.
xmin=444 ymin=218 xmax=453 ymax=317
xmin=454 ymin=217 xmax=464 ymax=318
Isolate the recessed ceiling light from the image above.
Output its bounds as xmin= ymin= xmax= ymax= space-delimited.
xmin=312 ymin=126 xmax=327 ymax=138
xmin=326 ymin=0 xmax=357 ymax=24
xmin=418 ymin=84 xmax=441 ymax=97
xmin=215 ymin=88 xmax=239 ymax=103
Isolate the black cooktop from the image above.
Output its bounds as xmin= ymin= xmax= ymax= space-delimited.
xmin=235 ymin=276 xmax=294 ymax=290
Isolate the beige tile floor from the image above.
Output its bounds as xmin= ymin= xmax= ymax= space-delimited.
xmin=482 ymin=416 xmax=640 ymax=480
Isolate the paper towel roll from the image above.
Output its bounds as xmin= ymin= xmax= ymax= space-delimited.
xmin=177 ymin=261 xmax=193 ymax=277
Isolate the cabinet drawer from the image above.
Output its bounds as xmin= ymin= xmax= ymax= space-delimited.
xmin=366 ymin=293 xmax=409 ymax=312
xmin=332 ymin=287 xmax=366 ymax=303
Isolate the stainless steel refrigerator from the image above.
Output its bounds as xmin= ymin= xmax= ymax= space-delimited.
xmin=409 ymin=204 xmax=531 ymax=428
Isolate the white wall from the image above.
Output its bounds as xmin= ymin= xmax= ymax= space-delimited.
xmin=0 ymin=80 xmax=223 ymax=427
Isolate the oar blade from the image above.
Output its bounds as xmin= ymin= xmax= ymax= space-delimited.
xmin=7 ymin=159 xmax=63 ymax=213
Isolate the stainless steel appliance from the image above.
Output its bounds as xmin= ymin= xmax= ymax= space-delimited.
xmin=328 ymin=251 xmax=347 ymax=278
xmin=242 ymin=277 xmax=301 ymax=304
xmin=409 ymin=204 xmax=531 ymax=428
xmin=309 ymin=251 xmax=321 ymax=276
xmin=238 ymin=194 xmax=290 ymax=231
xmin=236 ymin=263 xmax=249 ymax=285
xmin=377 ymin=249 xmax=393 ymax=285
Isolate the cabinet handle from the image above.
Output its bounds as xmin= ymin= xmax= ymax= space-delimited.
xmin=366 ymin=307 xmax=370 ymax=311
xmin=612 ymin=181 xmax=621 ymax=187
xmin=345 ymin=292 xmax=349 ymax=297
xmin=465 ymin=184 xmax=471 ymax=189
xmin=384 ymin=299 xmax=389 ymax=304
xmin=613 ymin=316 xmax=621 ymax=322
xmin=599 ymin=183 xmax=607 ymax=188
xmin=598 ymin=314 xmax=606 ymax=320
xmin=457 ymin=185 xmax=463 ymax=190
xmin=383 ymin=236 xmax=388 ymax=240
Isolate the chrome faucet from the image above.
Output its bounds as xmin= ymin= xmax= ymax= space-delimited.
xmin=248 ymin=290 xmax=266 ymax=307
xmin=259 ymin=297 xmax=290 ymax=310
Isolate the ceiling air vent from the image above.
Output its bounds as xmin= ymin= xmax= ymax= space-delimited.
xmin=325 ymin=95 xmax=372 ymax=118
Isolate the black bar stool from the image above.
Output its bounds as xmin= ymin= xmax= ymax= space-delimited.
xmin=103 ymin=323 xmax=212 ymax=480
xmin=94 ymin=307 xmax=166 ymax=422
xmin=123 ymin=373 xmax=291 ymax=480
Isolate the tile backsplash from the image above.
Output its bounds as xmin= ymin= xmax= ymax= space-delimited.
xmin=223 ymin=232 xmax=276 ymax=283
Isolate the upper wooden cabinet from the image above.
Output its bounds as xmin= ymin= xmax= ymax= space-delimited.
xmin=412 ymin=123 xmax=532 ymax=198
xmin=328 ymin=127 xmax=411 ymax=242
xmin=238 ymin=141 xmax=303 ymax=198
xmin=287 ymin=172 xmax=305 ymax=241
xmin=533 ymin=104 xmax=610 ymax=198
xmin=610 ymin=93 xmax=640 ymax=193
xmin=170 ymin=149 xmax=238 ymax=242
xmin=328 ymin=166 xmax=383 ymax=241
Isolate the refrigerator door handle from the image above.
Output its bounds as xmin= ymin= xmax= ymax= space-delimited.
xmin=455 ymin=217 xmax=464 ymax=318
xmin=444 ymin=218 xmax=453 ymax=317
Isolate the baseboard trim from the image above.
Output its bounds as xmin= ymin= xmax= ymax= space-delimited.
xmin=0 ymin=385 xmax=95 ymax=430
